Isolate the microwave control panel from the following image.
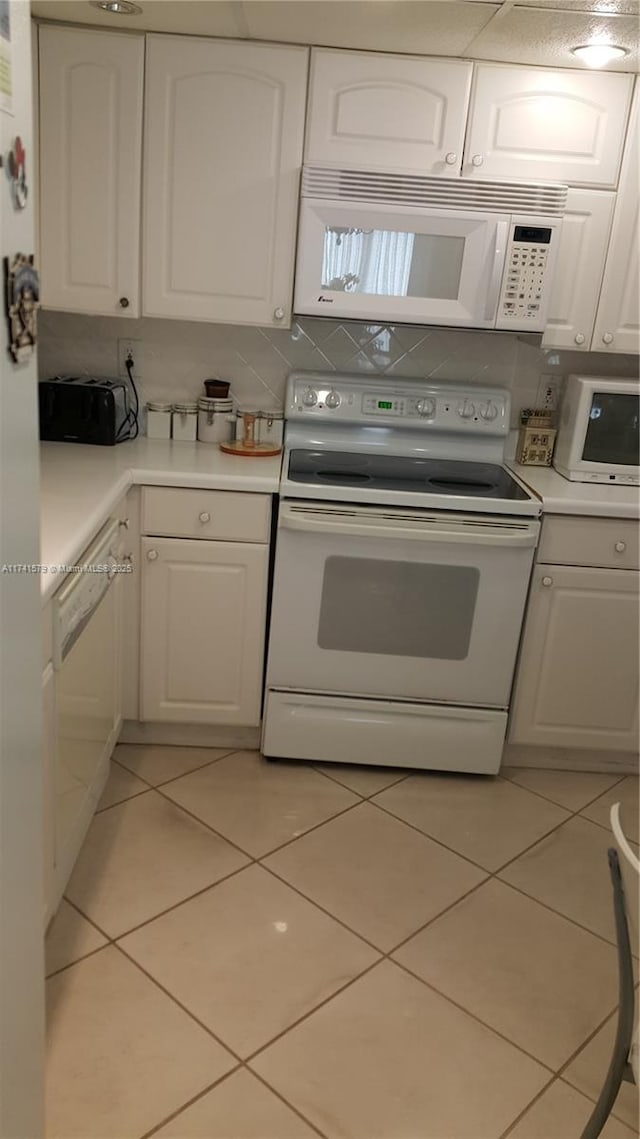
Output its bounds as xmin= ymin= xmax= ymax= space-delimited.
xmin=497 ymin=222 xmax=560 ymax=331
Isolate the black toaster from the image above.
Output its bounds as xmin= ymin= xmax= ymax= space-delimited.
xmin=39 ymin=376 xmax=134 ymax=445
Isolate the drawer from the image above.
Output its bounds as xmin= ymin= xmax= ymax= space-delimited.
xmin=141 ymin=487 xmax=271 ymax=543
xmin=538 ymin=515 xmax=639 ymax=570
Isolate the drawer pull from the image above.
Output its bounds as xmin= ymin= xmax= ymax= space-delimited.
xmin=602 ymin=332 xmax=614 ymax=345
xmin=615 ymin=541 xmax=626 ymax=553
xmin=199 ymin=511 xmax=211 ymax=524
xmin=445 ymin=152 xmax=457 ymax=165
xmin=542 ymin=575 xmax=553 ymax=587
xmin=147 ymin=549 xmax=158 ymax=561
xmin=471 ymin=153 xmax=484 ymax=167
xmin=574 ymin=333 xmax=585 ymax=345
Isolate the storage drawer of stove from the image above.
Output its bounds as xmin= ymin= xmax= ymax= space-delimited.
xmin=538 ymin=515 xmax=639 ymax=570
xmin=262 ymin=689 xmax=507 ymax=775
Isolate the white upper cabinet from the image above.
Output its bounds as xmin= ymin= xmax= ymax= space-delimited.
xmin=463 ymin=64 xmax=633 ymax=187
xmin=143 ymin=36 xmax=308 ymax=327
xmin=542 ymin=189 xmax=615 ymax=351
xmin=591 ymin=83 xmax=639 ymax=354
xmin=38 ymin=26 xmax=143 ymax=317
xmin=305 ymin=49 xmax=473 ymax=175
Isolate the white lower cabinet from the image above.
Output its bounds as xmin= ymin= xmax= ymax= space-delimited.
xmin=509 ymin=560 xmax=639 ymax=753
xmin=140 ymin=534 xmax=269 ymax=727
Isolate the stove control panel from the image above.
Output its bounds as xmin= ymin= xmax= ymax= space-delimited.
xmin=289 ymin=377 xmax=509 ymax=435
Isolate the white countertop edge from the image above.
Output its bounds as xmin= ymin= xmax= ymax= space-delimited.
xmin=507 ymin=462 xmax=640 ymax=520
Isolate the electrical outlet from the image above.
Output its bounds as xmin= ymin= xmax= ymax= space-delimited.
xmin=118 ymin=338 xmax=142 ymax=381
xmin=536 ymin=374 xmax=561 ymax=411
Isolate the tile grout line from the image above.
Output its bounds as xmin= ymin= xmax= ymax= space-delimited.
xmin=155 ymin=777 xmax=370 ymax=863
xmin=138 ymin=1068 xmax=243 ymax=1139
xmin=50 ymin=758 xmax=637 ymax=1136
xmin=502 ymin=771 xmax=629 ymax=815
xmin=114 ymin=941 xmax=248 ymax=1064
xmin=497 ymin=1072 xmax=558 ymax=1139
xmin=310 ymin=764 xmax=412 ymax=798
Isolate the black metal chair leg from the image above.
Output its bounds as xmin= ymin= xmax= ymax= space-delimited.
xmin=580 ymin=848 xmax=635 ymax=1139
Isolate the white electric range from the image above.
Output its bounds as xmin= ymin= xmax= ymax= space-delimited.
xmin=262 ymin=372 xmax=541 ymax=775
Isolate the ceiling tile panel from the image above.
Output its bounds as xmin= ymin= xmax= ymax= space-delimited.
xmin=469 ymin=5 xmax=639 ymax=67
xmin=241 ymin=1 xmax=499 ymax=56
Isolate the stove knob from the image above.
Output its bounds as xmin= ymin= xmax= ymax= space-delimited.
xmin=457 ymin=399 xmax=476 ymax=419
xmin=479 ymin=400 xmax=499 ymax=422
xmin=416 ymin=397 xmax=436 ymax=418
xmin=325 ymin=390 xmax=341 ymax=409
xmin=302 ymin=388 xmax=318 ymax=408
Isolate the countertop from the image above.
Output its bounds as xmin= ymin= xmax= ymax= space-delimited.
xmin=508 ymin=462 xmax=640 ymax=520
xmin=40 ymin=438 xmax=282 ymax=601
xmin=40 ymin=440 xmax=638 ymax=603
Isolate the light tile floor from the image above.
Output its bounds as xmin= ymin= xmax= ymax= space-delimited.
xmin=45 ymin=747 xmax=640 ymax=1139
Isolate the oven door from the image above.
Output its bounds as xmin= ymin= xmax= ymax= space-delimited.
xmin=294 ymin=198 xmax=509 ymax=328
xmin=267 ymin=501 xmax=539 ymax=707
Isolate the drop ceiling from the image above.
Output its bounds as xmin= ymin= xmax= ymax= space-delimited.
xmin=30 ymin=0 xmax=640 ymax=71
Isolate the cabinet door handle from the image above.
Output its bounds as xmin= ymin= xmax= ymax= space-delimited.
xmin=541 ymin=575 xmax=553 ymax=587
xmin=574 ymin=333 xmax=585 ymax=345
xmin=147 ymin=549 xmax=158 ymax=561
xmin=119 ymin=296 xmax=130 ymax=309
xmin=199 ymin=511 xmax=211 ymax=523
xmin=615 ymin=541 xmax=626 ymax=553
xmin=445 ymin=152 xmax=457 ymax=165
xmin=471 ymin=154 xmax=484 ymax=167
xmin=602 ymin=332 xmax=614 ymax=344
xmin=273 ymin=307 xmax=285 ymax=321
xmin=119 ymin=518 xmax=130 ymax=529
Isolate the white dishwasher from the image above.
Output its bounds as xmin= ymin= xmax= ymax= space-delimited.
xmin=52 ymin=518 xmax=122 ymax=903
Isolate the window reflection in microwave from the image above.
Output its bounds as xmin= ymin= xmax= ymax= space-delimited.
xmin=322 ymin=228 xmax=465 ymax=300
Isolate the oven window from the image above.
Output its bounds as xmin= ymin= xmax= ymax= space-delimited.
xmin=317 ymin=557 xmax=479 ymax=660
xmin=321 ymin=228 xmax=465 ymax=301
xmin=582 ymin=392 xmax=639 ymax=466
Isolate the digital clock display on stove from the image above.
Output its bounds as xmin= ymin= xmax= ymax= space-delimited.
xmin=378 ymin=401 xmax=392 ymax=409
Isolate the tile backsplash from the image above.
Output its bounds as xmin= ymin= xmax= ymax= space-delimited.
xmin=38 ymin=311 xmax=639 ymax=429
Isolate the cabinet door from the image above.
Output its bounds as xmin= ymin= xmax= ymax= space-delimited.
xmin=39 ymin=26 xmax=143 ymax=316
xmin=143 ymin=36 xmax=307 ymax=327
xmin=464 ymin=65 xmax=633 ymax=187
xmin=509 ymin=564 xmax=639 ymax=752
xmin=305 ymin=48 xmax=472 ymax=174
xmin=140 ymin=537 xmax=269 ymax=726
xmin=542 ymin=189 xmax=615 ymax=351
xmin=592 ymin=85 xmax=639 ymax=354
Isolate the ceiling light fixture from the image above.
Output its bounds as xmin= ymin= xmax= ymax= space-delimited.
xmin=89 ymin=0 xmax=143 ymax=14
xmin=571 ymin=42 xmax=628 ymax=67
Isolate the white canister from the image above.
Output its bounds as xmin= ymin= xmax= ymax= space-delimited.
xmin=172 ymin=401 xmax=198 ymax=442
xmin=259 ymin=410 xmax=284 ymax=447
xmin=146 ymin=401 xmax=173 ymax=439
xmin=197 ymin=398 xmax=234 ymax=443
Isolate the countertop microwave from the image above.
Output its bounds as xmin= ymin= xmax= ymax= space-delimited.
xmin=553 ymin=375 xmax=640 ymax=485
xmin=294 ymin=167 xmax=567 ymax=332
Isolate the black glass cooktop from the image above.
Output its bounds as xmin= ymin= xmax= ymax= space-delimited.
xmin=287 ymin=450 xmax=531 ymax=501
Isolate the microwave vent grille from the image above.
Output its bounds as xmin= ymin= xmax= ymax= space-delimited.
xmin=301 ymin=167 xmax=567 ymax=215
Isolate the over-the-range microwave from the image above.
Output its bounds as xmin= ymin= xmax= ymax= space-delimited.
xmin=553 ymin=374 xmax=640 ymax=485
xmin=294 ymin=166 xmax=567 ymax=332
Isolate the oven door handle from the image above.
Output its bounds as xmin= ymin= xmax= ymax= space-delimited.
xmin=280 ymin=509 xmax=539 ymax=548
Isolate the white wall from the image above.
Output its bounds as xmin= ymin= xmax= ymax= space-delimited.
xmin=0 ymin=5 xmax=45 ymax=1137
xmin=38 ymin=311 xmax=639 ymax=428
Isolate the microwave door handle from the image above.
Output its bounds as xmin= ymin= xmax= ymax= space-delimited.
xmin=486 ymin=222 xmax=509 ymax=322
xmin=281 ymin=511 xmax=538 ymax=548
